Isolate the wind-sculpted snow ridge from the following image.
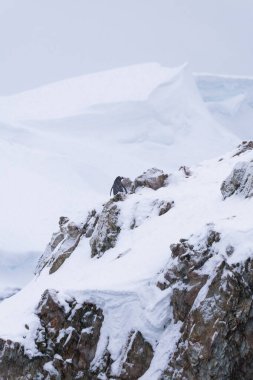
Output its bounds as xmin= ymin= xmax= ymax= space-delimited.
xmin=2 ymin=144 xmax=253 ymax=379
xmin=195 ymin=73 xmax=253 ymax=139
xmin=0 ymin=63 xmax=180 ymax=122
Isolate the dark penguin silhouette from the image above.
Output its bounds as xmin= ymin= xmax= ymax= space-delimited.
xmin=110 ymin=176 xmax=127 ymax=196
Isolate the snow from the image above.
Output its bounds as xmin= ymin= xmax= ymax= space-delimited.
xmin=0 ymin=62 xmax=252 ymax=377
xmin=195 ymin=73 xmax=253 ymax=139
xmin=0 ymin=63 xmax=240 ymax=292
xmin=0 ymin=63 xmax=180 ymax=122
xmin=0 ymin=141 xmax=253 ymax=377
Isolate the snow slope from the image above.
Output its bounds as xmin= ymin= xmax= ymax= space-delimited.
xmin=196 ymin=73 xmax=253 ymax=139
xmin=0 ymin=63 xmax=239 ymax=292
xmin=0 ymin=144 xmax=253 ymax=378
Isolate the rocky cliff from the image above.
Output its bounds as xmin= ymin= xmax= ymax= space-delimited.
xmin=1 ymin=146 xmax=253 ymax=380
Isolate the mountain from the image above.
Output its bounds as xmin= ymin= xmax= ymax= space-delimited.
xmin=0 ymin=140 xmax=253 ymax=378
xmin=0 ymin=63 xmax=239 ymax=295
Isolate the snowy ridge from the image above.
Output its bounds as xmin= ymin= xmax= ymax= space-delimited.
xmin=196 ymin=73 xmax=253 ymax=139
xmin=0 ymin=63 xmax=181 ymax=122
xmin=1 ymin=142 xmax=253 ymax=377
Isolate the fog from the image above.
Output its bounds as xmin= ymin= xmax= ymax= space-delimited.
xmin=0 ymin=0 xmax=252 ymax=94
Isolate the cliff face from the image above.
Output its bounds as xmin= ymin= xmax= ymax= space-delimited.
xmin=1 ymin=145 xmax=253 ymax=379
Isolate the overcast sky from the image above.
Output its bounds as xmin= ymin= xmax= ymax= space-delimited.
xmin=0 ymin=0 xmax=252 ymax=94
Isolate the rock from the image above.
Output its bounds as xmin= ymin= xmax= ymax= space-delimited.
xmin=158 ymin=200 xmax=174 ymax=216
xmin=0 ymin=338 xmax=47 ymax=380
xmin=121 ymin=177 xmax=133 ymax=194
xmin=133 ymin=168 xmax=168 ymax=191
xmin=59 ymin=216 xmax=69 ymax=229
xmin=48 ymin=221 xmax=83 ymax=275
xmin=157 ymin=229 xmax=219 ymax=321
xmin=179 ymin=165 xmax=192 ymax=178
xmin=156 ymin=228 xmax=253 ymax=380
xmin=162 ymin=259 xmax=253 ymax=380
xmin=35 ymin=210 xmax=99 ymax=275
xmin=233 ymin=141 xmax=253 ymax=157
xmin=0 ymin=290 xmax=154 ymax=379
xmin=35 ymin=290 xmax=104 ymax=378
xmin=130 ymin=199 xmax=174 ymax=229
xmin=120 ymin=331 xmax=154 ymax=380
xmin=90 ymin=196 xmax=123 ymax=258
xmin=221 ymin=161 xmax=253 ymax=199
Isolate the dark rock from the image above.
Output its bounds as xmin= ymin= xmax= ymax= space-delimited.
xmin=158 ymin=200 xmax=174 ymax=216
xmin=162 ymin=259 xmax=253 ymax=380
xmin=0 ymin=290 xmax=154 ymax=380
xmin=179 ymin=166 xmax=192 ymax=178
xmin=59 ymin=216 xmax=70 ymax=229
xmin=120 ymin=331 xmax=154 ymax=380
xmin=158 ymin=230 xmax=218 ymax=321
xmin=226 ymin=244 xmax=235 ymax=256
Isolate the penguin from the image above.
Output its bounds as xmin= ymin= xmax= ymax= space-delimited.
xmin=110 ymin=176 xmax=127 ymax=196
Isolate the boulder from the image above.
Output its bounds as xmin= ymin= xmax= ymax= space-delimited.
xmin=133 ymin=168 xmax=168 ymax=191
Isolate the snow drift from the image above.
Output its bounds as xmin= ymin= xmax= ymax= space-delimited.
xmin=196 ymin=73 xmax=253 ymax=139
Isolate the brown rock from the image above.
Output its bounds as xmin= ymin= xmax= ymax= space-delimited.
xmin=120 ymin=331 xmax=154 ymax=380
xmin=133 ymin=168 xmax=169 ymax=191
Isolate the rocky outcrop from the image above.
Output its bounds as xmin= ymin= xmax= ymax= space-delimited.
xmin=35 ymin=210 xmax=99 ymax=275
xmin=119 ymin=331 xmax=154 ymax=380
xmin=35 ymin=168 xmax=171 ymax=268
xmin=133 ymin=168 xmax=168 ymax=191
xmin=162 ymin=259 xmax=253 ymax=380
xmin=158 ymin=229 xmax=220 ymax=322
xmin=0 ymin=290 xmax=154 ymax=379
xmin=232 ymin=140 xmax=253 ymax=157
xmin=155 ymin=228 xmax=253 ymax=380
xmin=221 ymin=161 xmax=253 ymax=199
xmin=90 ymin=193 xmax=124 ymax=258
xmin=0 ymin=289 xmax=104 ymax=379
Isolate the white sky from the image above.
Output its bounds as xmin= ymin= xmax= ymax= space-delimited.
xmin=0 ymin=0 xmax=252 ymax=94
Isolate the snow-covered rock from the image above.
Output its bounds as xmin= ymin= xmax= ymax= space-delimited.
xmin=35 ymin=210 xmax=99 ymax=275
xmin=161 ymin=236 xmax=253 ymax=380
xmin=133 ymin=168 xmax=169 ymax=192
xmin=221 ymin=161 xmax=253 ymax=199
xmin=90 ymin=194 xmax=123 ymax=259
